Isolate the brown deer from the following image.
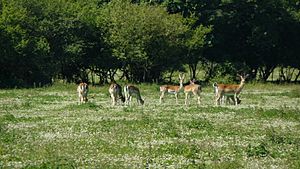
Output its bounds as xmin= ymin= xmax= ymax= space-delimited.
xmin=184 ymin=79 xmax=202 ymax=105
xmin=213 ymin=83 xmax=241 ymax=105
xmin=159 ymin=74 xmax=185 ymax=104
xmin=214 ymin=74 xmax=249 ymax=105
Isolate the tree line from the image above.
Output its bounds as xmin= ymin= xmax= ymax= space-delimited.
xmin=0 ymin=0 xmax=299 ymax=87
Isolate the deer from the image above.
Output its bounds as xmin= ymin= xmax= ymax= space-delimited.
xmin=184 ymin=79 xmax=202 ymax=105
xmin=109 ymin=82 xmax=125 ymax=106
xmin=77 ymin=82 xmax=88 ymax=104
xmin=159 ymin=74 xmax=185 ymax=104
xmin=213 ymin=83 xmax=241 ymax=105
xmin=124 ymin=84 xmax=144 ymax=105
xmin=214 ymin=74 xmax=249 ymax=106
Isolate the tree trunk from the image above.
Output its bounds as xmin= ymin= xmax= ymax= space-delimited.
xmin=189 ymin=63 xmax=197 ymax=80
xmin=108 ymin=69 xmax=117 ymax=82
xmin=294 ymin=68 xmax=300 ymax=82
xmin=167 ymin=69 xmax=174 ymax=83
xmin=258 ymin=66 xmax=275 ymax=82
xmin=90 ymin=70 xmax=95 ymax=85
xmin=204 ymin=62 xmax=216 ymax=82
xmin=286 ymin=67 xmax=295 ymax=82
xmin=279 ymin=67 xmax=286 ymax=81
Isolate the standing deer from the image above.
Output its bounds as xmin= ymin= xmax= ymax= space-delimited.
xmin=124 ymin=85 xmax=144 ymax=105
xmin=213 ymin=83 xmax=241 ymax=105
xmin=109 ymin=82 xmax=125 ymax=106
xmin=159 ymin=74 xmax=185 ymax=104
xmin=77 ymin=82 xmax=88 ymax=104
xmin=184 ymin=79 xmax=202 ymax=105
xmin=215 ymin=74 xmax=249 ymax=105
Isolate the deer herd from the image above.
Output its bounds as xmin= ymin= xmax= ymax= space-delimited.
xmin=77 ymin=73 xmax=249 ymax=106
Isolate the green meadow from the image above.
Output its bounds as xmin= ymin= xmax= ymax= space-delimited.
xmin=0 ymin=83 xmax=300 ymax=168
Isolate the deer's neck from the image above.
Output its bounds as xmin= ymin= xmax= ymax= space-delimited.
xmin=178 ymin=82 xmax=184 ymax=91
xmin=236 ymin=81 xmax=245 ymax=94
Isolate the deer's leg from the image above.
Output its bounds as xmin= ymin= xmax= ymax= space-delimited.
xmin=225 ymin=96 xmax=231 ymax=105
xmin=229 ymin=97 xmax=233 ymax=104
xmin=216 ymin=94 xmax=222 ymax=105
xmin=159 ymin=91 xmax=165 ymax=104
xmin=138 ymin=94 xmax=143 ymax=105
xmin=136 ymin=93 xmax=140 ymax=105
xmin=111 ymin=93 xmax=115 ymax=106
xmin=80 ymin=95 xmax=84 ymax=104
xmin=124 ymin=94 xmax=128 ymax=105
xmin=114 ymin=94 xmax=118 ymax=106
xmin=126 ymin=93 xmax=131 ymax=106
xmin=185 ymin=92 xmax=189 ymax=106
xmin=195 ymin=91 xmax=201 ymax=105
xmin=112 ymin=96 xmax=115 ymax=106
xmin=237 ymin=97 xmax=241 ymax=104
xmin=223 ymin=96 xmax=226 ymax=104
xmin=175 ymin=93 xmax=178 ymax=104
xmin=230 ymin=96 xmax=236 ymax=105
xmin=234 ymin=94 xmax=238 ymax=106
xmin=129 ymin=96 xmax=132 ymax=106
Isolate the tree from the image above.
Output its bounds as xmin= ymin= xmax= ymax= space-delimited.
xmin=0 ymin=0 xmax=54 ymax=87
xmin=98 ymin=0 xmax=187 ymax=82
xmin=184 ymin=24 xmax=212 ymax=79
xmin=209 ymin=0 xmax=298 ymax=81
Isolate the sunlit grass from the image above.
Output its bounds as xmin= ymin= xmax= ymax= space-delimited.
xmin=0 ymin=83 xmax=300 ymax=168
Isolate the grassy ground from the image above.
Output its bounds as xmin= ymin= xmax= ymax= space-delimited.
xmin=0 ymin=82 xmax=300 ymax=168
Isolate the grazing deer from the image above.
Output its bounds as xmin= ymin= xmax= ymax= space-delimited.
xmin=184 ymin=79 xmax=202 ymax=105
xmin=159 ymin=74 xmax=185 ymax=104
xmin=109 ymin=82 xmax=125 ymax=106
xmin=77 ymin=82 xmax=88 ymax=104
xmin=213 ymin=83 xmax=241 ymax=105
xmin=214 ymin=74 xmax=249 ymax=105
xmin=124 ymin=85 xmax=144 ymax=105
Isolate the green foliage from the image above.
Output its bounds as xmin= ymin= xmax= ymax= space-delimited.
xmin=266 ymin=128 xmax=299 ymax=145
xmin=186 ymin=25 xmax=212 ymax=50
xmin=24 ymin=158 xmax=77 ymax=169
xmin=187 ymin=118 xmax=213 ymax=130
xmin=0 ymin=0 xmax=55 ymax=87
xmin=210 ymin=0 xmax=300 ymax=81
xmin=0 ymin=0 xmax=300 ymax=87
xmin=246 ymin=143 xmax=269 ymax=157
xmin=98 ymin=0 xmax=188 ymax=82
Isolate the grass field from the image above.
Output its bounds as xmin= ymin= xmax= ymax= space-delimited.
xmin=0 ymin=82 xmax=300 ymax=168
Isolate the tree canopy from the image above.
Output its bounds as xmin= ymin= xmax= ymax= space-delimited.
xmin=0 ymin=0 xmax=299 ymax=87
